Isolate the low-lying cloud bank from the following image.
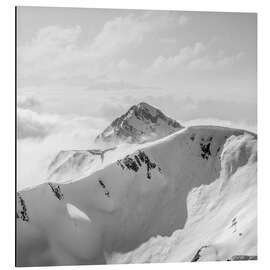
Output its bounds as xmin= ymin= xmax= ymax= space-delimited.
xmin=17 ymin=96 xmax=109 ymax=190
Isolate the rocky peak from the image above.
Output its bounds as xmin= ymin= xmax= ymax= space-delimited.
xmin=96 ymin=102 xmax=183 ymax=144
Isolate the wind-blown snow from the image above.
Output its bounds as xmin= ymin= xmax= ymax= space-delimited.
xmin=16 ymin=126 xmax=257 ymax=266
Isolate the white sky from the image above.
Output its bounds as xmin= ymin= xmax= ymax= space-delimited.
xmin=17 ymin=7 xmax=257 ymax=129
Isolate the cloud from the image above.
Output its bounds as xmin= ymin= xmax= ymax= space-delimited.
xmin=146 ymin=42 xmax=244 ymax=75
xmin=85 ymin=75 xmax=162 ymax=92
xmin=86 ymin=80 xmax=144 ymax=91
xmin=89 ymin=14 xmax=150 ymax=57
xmin=187 ymin=52 xmax=245 ymax=71
xmin=97 ymin=102 xmax=128 ymax=121
xmin=18 ymin=12 xmax=190 ymax=87
xmin=17 ymin=127 xmax=100 ymax=190
xmin=17 ymin=95 xmax=41 ymax=110
xmin=147 ymin=42 xmax=206 ymax=74
xmin=17 ymin=108 xmax=60 ymax=139
xmin=17 ymin=106 xmax=108 ymax=140
xmin=17 ymin=104 xmax=109 ymax=190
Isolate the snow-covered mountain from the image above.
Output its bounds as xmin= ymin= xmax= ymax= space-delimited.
xmin=95 ymin=102 xmax=183 ymax=144
xmin=16 ymin=125 xmax=257 ymax=266
xmin=45 ymin=103 xmax=183 ymax=184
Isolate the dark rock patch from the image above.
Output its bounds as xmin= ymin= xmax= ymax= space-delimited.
xmin=122 ymin=156 xmax=140 ymax=172
xmin=116 ymin=160 xmax=125 ymax=170
xmin=200 ymin=143 xmax=211 ymax=159
xmin=191 ymin=245 xmax=209 ymax=262
xmin=227 ymin=255 xmax=257 ymax=261
xmin=135 ymin=155 xmax=142 ymax=167
xmin=17 ymin=194 xmax=29 ymax=222
xmin=199 ymin=136 xmax=213 ymax=160
xmin=117 ymin=150 xmax=159 ymax=180
xmin=98 ymin=179 xmax=110 ymax=198
xmin=190 ymin=134 xmax=196 ymax=141
xmin=138 ymin=151 xmax=157 ymax=179
xmin=230 ymin=217 xmax=237 ymax=233
xmin=48 ymin=183 xmax=64 ymax=200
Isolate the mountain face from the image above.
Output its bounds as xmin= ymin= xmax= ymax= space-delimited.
xmin=16 ymin=126 xmax=257 ymax=266
xmin=95 ymin=102 xmax=183 ymax=144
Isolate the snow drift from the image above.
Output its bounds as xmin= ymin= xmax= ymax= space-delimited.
xmin=16 ymin=126 xmax=257 ymax=266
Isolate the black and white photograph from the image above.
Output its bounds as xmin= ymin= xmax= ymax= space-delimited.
xmin=16 ymin=6 xmax=257 ymax=267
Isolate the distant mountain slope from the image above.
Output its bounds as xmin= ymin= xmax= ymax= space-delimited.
xmin=16 ymin=126 xmax=257 ymax=266
xmin=47 ymin=147 xmax=116 ymax=183
xmin=95 ymin=102 xmax=183 ymax=144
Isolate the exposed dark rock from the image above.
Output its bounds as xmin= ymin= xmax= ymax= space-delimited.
xmin=95 ymin=102 xmax=183 ymax=144
xmin=227 ymin=255 xmax=257 ymax=261
xmin=17 ymin=194 xmax=29 ymax=222
xmin=191 ymin=245 xmax=209 ymax=262
xmin=116 ymin=160 xmax=125 ymax=170
xmin=135 ymin=155 xmax=142 ymax=167
xmin=190 ymin=134 xmax=196 ymax=141
xmin=200 ymin=137 xmax=212 ymax=160
xmin=117 ymin=150 xmax=159 ymax=180
xmin=98 ymin=179 xmax=110 ymax=197
xmin=123 ymin=156 xmax=140 ymax=172
xmin=230 ymin=217 xmax=237 ymax=233
xmin=138 ymin=151 xmax=156 ymax=179
xmin=48 ymin=183 xmax=64 ymax=200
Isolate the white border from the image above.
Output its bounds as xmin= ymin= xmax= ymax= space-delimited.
xmin=1 ymin=0 xmax=269 ymax=269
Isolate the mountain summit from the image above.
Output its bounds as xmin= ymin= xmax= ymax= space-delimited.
xmin=96 ymin=102 xmax=183 ymax=144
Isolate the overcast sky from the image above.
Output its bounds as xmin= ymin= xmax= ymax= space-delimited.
xmin=17 ymin=7 xmax=257 ymax=131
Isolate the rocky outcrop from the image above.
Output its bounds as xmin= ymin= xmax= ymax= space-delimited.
xmin=227 ymin=255 xmax=257 ymax=261
xmin=96 ymin=102 xmax=183 ymax=144
xmin=116 ymin=150 xmax=160 ymax=179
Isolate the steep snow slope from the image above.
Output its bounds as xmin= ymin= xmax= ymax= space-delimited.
xmin=16 ymin=126 xmax=256 ymax=266
xmin=95 ymin=102 xmax=183 ymax=144
xmin=107 ymin=133 xmax=257 ymax=263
